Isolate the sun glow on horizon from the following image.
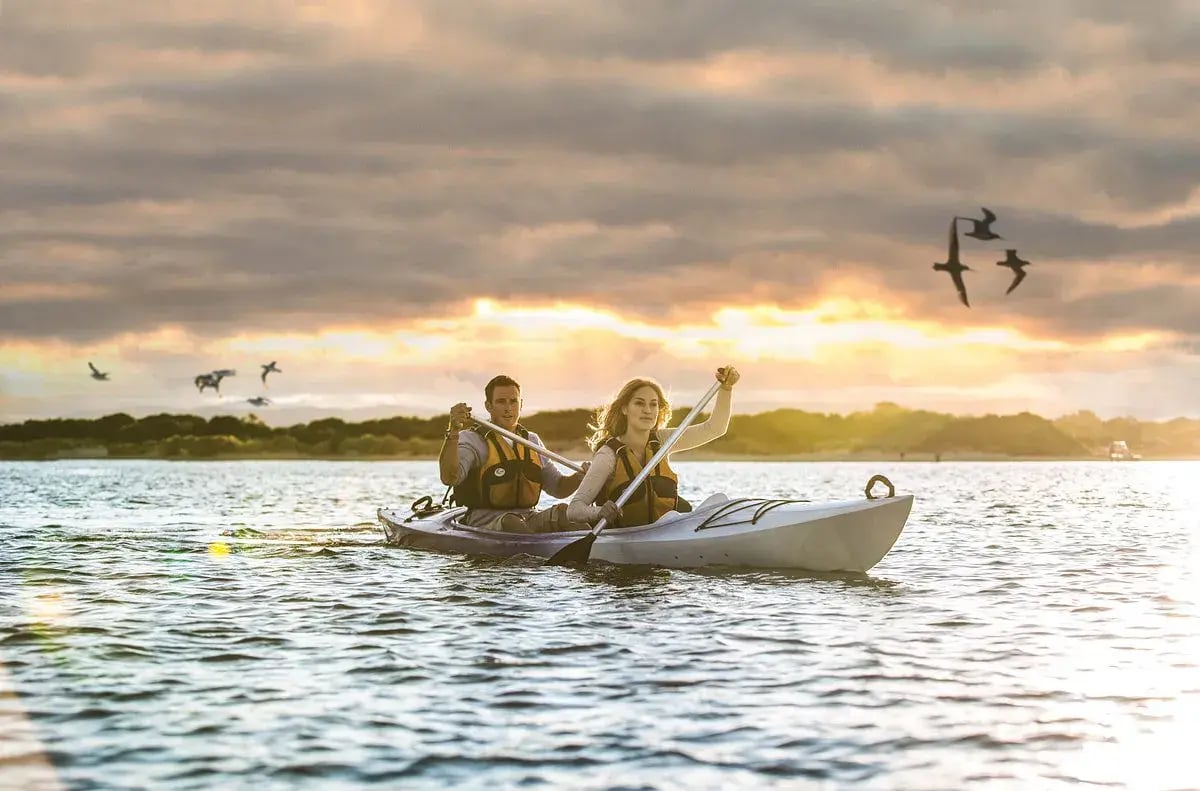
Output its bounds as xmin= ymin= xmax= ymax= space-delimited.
xmin=462 ymin=298 xmax=1154 ymax=363
xmin=0 ymin=297 xmax=1176 ymax=369
xmin=0 ymin=296 xmax=1190 ymax=420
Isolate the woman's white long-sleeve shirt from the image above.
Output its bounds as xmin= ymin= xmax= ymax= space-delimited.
xmin=566 ymin=386 xmax=733 ymax=524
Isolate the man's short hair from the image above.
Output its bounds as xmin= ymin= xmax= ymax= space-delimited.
xmin=485 ymin=375 xmax=521 ymax=403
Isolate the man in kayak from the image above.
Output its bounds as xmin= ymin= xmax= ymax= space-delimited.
xmin=566 ymin=366 xmax=739 ymax=528
xmin=439 ymin=375 xmax=588 ymax=533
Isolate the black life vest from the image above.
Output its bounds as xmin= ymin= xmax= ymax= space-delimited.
xmin=454 ymin=426 xmax=544 ymax=509
xmin=596 ymin=433 xmax=679 ymax=527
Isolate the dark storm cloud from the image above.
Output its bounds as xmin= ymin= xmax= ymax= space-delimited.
xmin=0 ymin=1 xmax=328 ymax=77
xmin=422 ymin=0 xmax=1049 ymax=74
xmin=11 ymin=59 xmax=1200 ymax=211
xmin=1 ymin=1 xmax=1199 ymax=346
xmin=1054 ymin=285 xmax=1200 ymax=337
xmin=102 ymin=58 xmax=1200 ymax=193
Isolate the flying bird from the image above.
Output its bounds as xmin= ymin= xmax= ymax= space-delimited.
xmin=87 ymin=362 xmax=110 ymax=381
xmin=996 ymin=249 xmax=1031 ymax=295
xmin=194 ymin=370 xmax=232 ymax=395
xmin=247 ymin=396 xmax=272 ymax=407
xmin=955 ymin=207 xmax=1002 ymax=241
xmin=933 ymin=217 xmax=972 ymax=308
xmin=260 ymin=361 xmax=281 ymax=386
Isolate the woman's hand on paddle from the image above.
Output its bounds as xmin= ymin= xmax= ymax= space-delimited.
xmin=597 ymin=500 xmax=622 ymax=526
xmin=716 ymin=365 xmax=740 ymax=390
xmin=448 ymin=402 xmax=472 ymax=431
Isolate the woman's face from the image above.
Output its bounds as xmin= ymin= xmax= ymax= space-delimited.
xmin=622 ymin=385 xmax=661 ymax=431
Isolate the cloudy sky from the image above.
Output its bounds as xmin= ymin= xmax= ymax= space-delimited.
xmin=2 ymin=0 xmax=1199 ymax=425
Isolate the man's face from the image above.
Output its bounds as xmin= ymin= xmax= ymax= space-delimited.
xmin=486 ymin=385 xmax=522 ymax=430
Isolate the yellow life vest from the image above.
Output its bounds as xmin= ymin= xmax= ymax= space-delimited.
xmin=454 ymin=425 xmax=544 ymax=509
xmin=596 ymin=434 xmax=679 ymax=527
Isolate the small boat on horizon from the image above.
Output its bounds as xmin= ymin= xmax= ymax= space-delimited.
xmin=1108 ymin=440 xmax=1141 ymax=461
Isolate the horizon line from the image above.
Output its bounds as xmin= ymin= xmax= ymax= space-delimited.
xmin=3 ymin=403 xmax=1196 ymax=428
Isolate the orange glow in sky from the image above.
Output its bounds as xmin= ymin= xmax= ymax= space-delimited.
xmin=2 ymin=295 xmax=1175 ymax=420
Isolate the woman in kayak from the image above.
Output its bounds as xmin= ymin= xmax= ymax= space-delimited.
xmin=566 ymin=366 xmax=740 ymax=528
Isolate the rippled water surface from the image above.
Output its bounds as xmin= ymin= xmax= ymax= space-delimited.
xmin=3 ymin=459 xmax=1199 ymax=790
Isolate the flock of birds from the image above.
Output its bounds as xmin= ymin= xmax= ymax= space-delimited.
xmin=83 ymin=210 xmax=1021 ymax=401
xmin=933 ymin=207 xmax=1031 ymax=307
xmin=87 ymin=361 xmax=283 ymax=408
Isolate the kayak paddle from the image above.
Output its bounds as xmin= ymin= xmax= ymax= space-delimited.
xmin=469 ymin=416 xmax=585 ymax=473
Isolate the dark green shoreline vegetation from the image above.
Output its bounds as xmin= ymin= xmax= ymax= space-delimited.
xmin=3 ymin=404 xmax=1198 ymax=460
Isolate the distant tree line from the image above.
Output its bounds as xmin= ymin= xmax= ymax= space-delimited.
xmin=1 ymin=404 xmax=1198 ymax=460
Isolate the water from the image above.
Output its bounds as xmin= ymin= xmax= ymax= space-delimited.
xmin=2 ymin=459 xmax=1199 ymax=790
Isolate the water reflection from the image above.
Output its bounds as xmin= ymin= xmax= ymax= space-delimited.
xmin=684 ymin=566 xmax=903 ymax=591
xmin=578 ymin=562 xmax=674 ymax=592
xmin=3 ymin=459 xmax=1200 ymax=789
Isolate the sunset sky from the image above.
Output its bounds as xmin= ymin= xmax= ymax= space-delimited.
xmin=2 ymin=1 xmax=1199 ymax=424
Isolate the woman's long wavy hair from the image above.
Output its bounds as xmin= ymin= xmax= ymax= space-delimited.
xmin=587 ymin=377 xmax=672 ymax=451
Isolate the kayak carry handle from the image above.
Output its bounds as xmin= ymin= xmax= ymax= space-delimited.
xmin=411 ymin=495 xmax=446 ymax=517
xmin=864 ymin=474 xmax=895 ymax=500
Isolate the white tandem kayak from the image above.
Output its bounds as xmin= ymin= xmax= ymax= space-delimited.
xmin=378 ymin=487 xmax=914 ymax=572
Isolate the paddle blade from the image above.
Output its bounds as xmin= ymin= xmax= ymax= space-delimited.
xmin=545 ymin=533 xmax=596 ymax=566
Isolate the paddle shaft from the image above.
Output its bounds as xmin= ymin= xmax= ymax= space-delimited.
xmin=591 ymin=380 xmax=723 ymax=536
xmin=469 ymin=416 xmax=585 ymax=473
